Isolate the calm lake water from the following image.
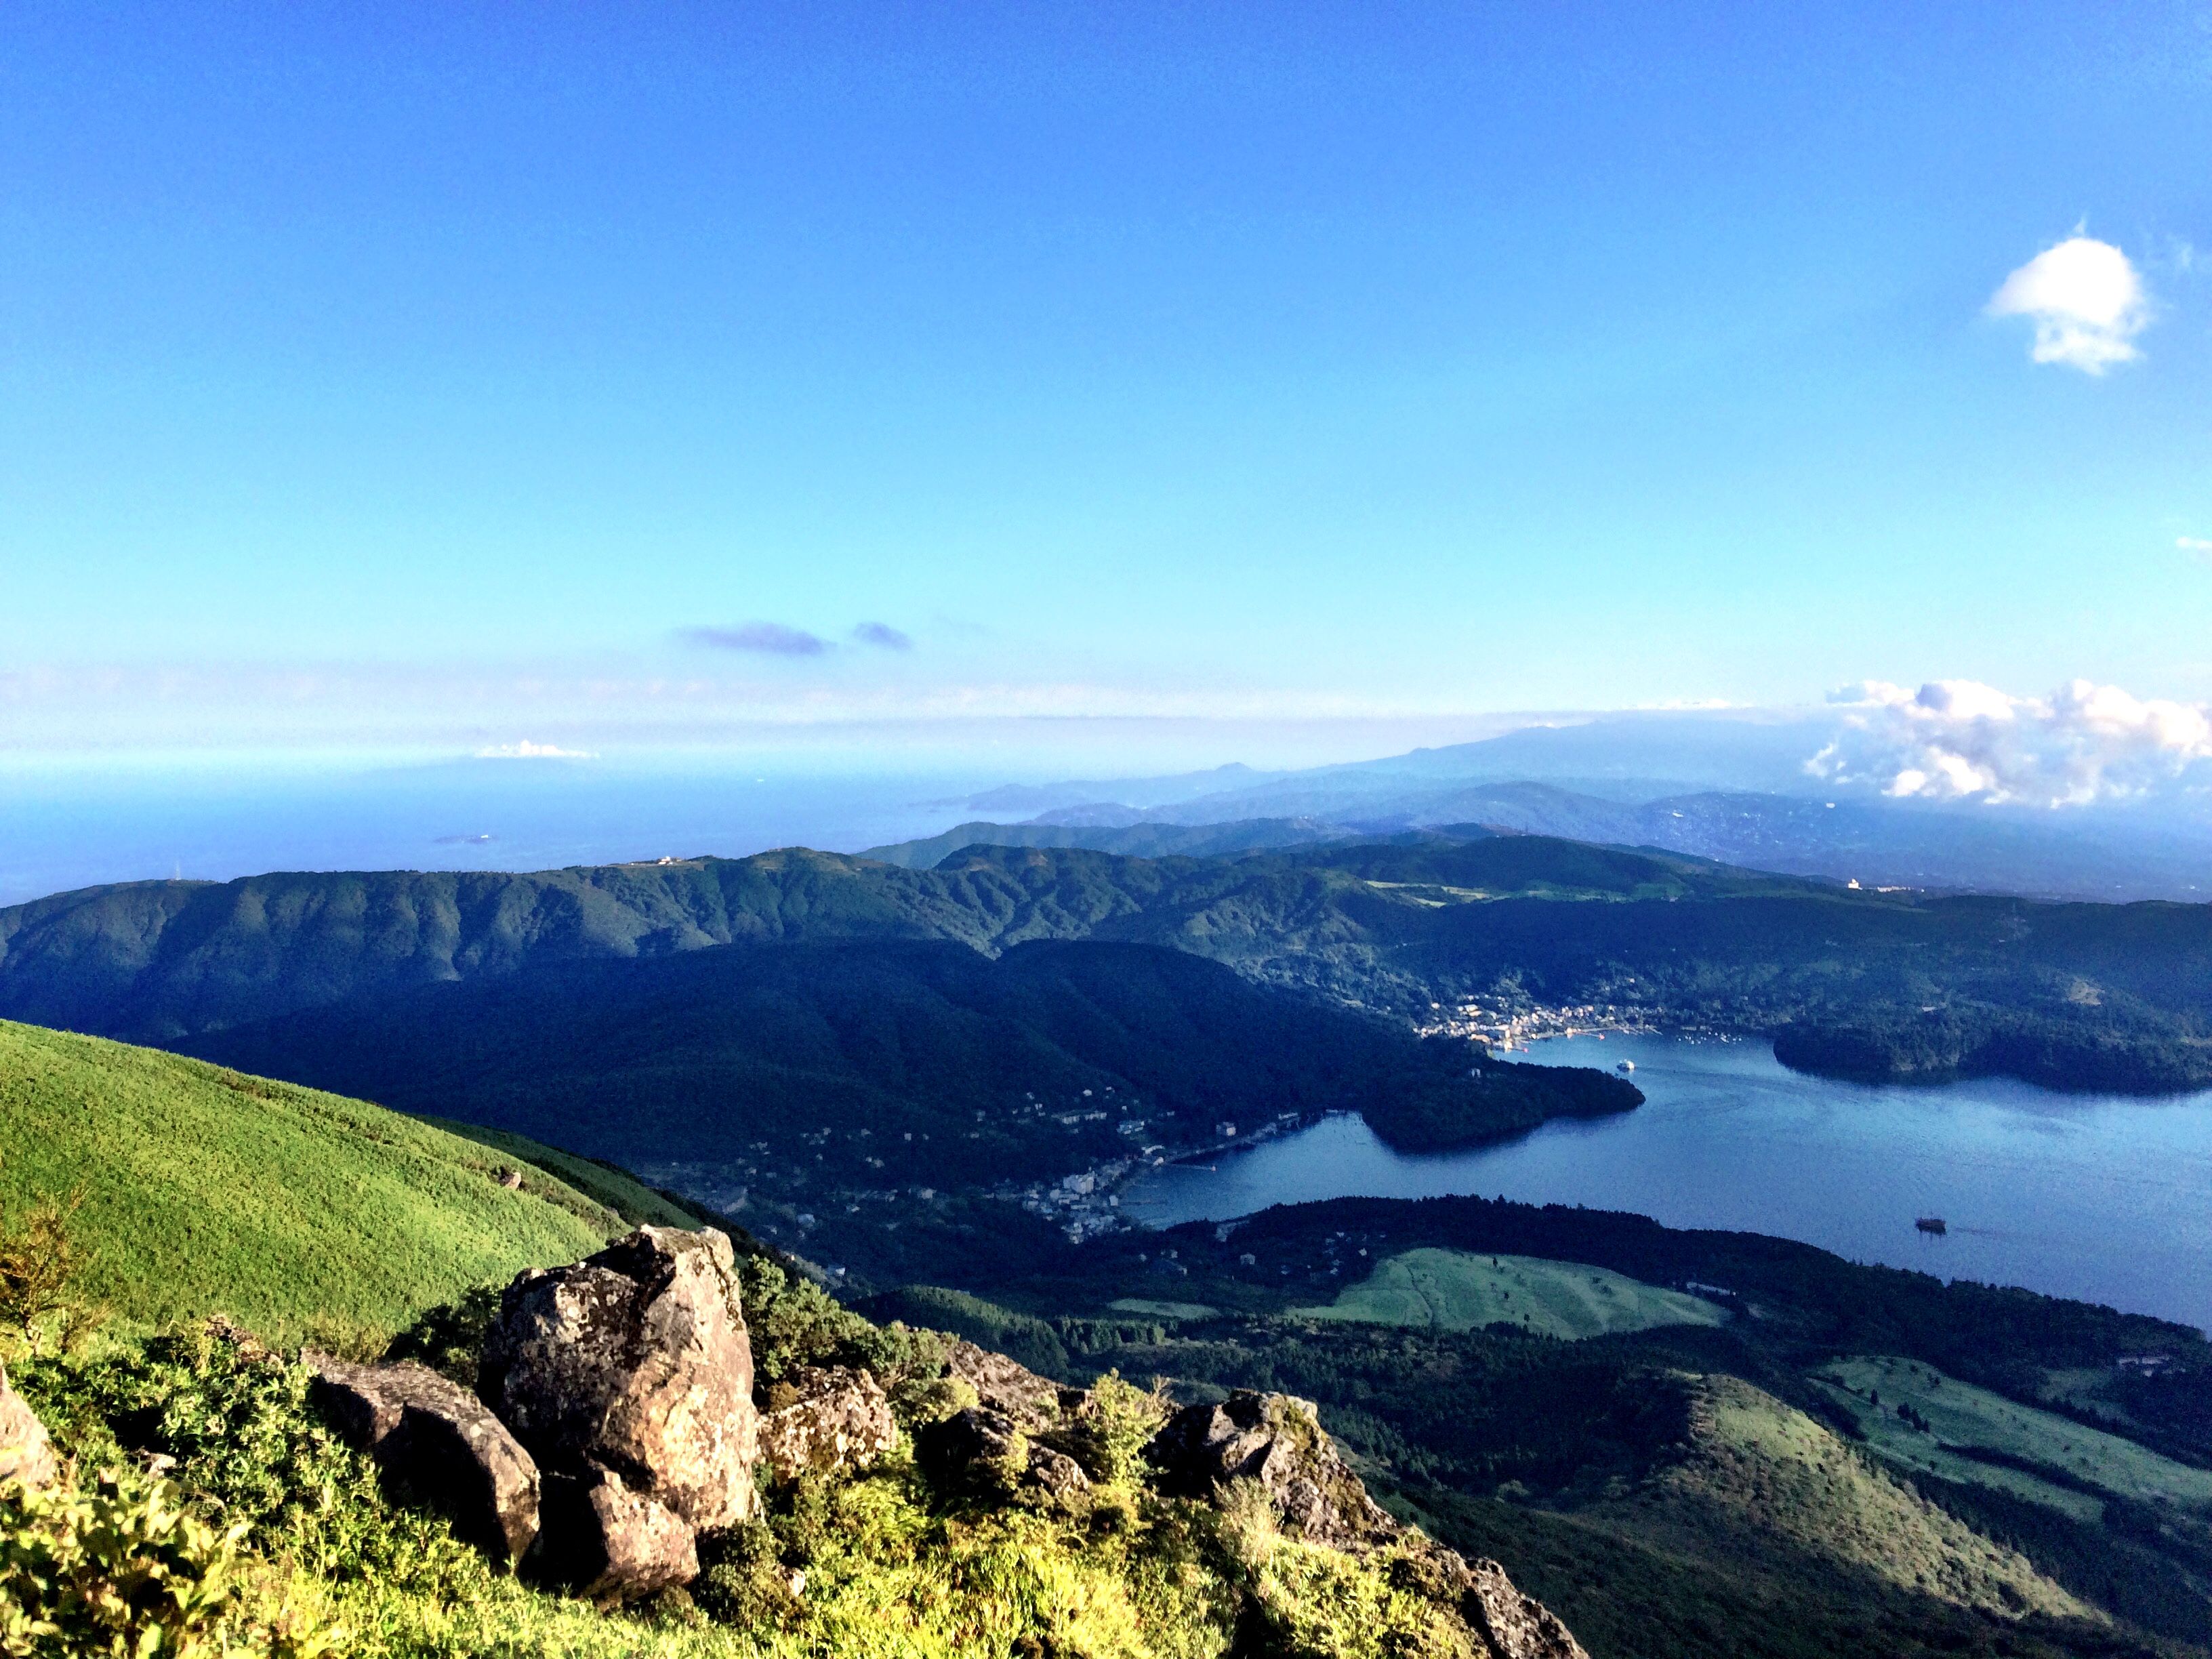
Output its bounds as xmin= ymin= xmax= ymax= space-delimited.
xmin=1121 ymin=1031 xmax=2212 ymax=1333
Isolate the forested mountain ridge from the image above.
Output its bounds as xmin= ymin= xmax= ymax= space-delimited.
xmin=0 ymin=838 xmax=1814 ymax=1040
xmin=7 ymin=835 xmax=2212 ymax=1090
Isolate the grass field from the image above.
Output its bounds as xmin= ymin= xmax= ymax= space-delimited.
xmin=1812 ymin=1355 xmax=2212 ymax=1523
xmin=425 ymin=1116 xmax=706 ymax=1229
xmin=1107 ymin=1298 xmax=1220 ymax=1320
xmin=1290 ymin=1248 xmax=1729 ymax=1340
xmin=0 ymin=1019 xmax=633 ymax=1346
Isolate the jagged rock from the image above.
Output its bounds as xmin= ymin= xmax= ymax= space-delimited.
xmin=0 ymin=1364 xmax=57 ymax=1490
xmin=1148 ymin=1390 xmax=1396 ymax=1550
xmin=480 ymin=1226 xmax=760 ymax=1536
xmin=942 ymin=1338 xmax=1074 ymax=1428
xmin=1155 ymin=1391 xmax=1588 ymax=1658
xmin=1460 ymin=1556 xmax=1589 ymax=1659
xmin=759 ymin=1365 xmax=896 ymax=1482
xmin=306 ymin=1352 xmax=539 ymax=1563
xmin=1389 ymin=1540 xmax=1589 ymax=1659
xmin=538 ymin=1463 xmax=699 ymax=1605
xmin=921 ymin=1404 xmax=1027 ymax=1485
xmin=1025 ymin=1441 xmax=1092 ymax=1498
xmin=917 ymin=1401 xmax=1095 ymax=1503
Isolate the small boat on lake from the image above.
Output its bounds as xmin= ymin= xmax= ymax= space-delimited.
xmin=1916 ymin=1216 xmax=1948 ymax=1235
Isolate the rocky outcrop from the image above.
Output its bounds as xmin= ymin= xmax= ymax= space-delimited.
xmin=759 ymin=1365 xmax=896 ymax=1483
xmin=1149 ymin=1391 xmax=1396 ymax=1550
xmin=1459 ymin=1557 xmax=1589 ymax=1659
xmin=306 ymin=1352 xmax=539 ymax=1563
xmin=943 ymin=1338 xmax=1074 ymax=1426
xmin=0 ymin=1364 xmax=57 ymax=1490
xmin=918 ymin=1402 xmax=1094 ymax=1500
xmin=478 ymin=1226 xmax=759 ymax=1601
xmin=1152 ymin=1391 xmax=1587 ymax=1659
xmin=537 ymin=1464 xmax=699 ymax=1605
xmin=1386 ymin=1538 xmax=1589 ymax=1659
xmin=916 ymin=1343 xmax=1102 ymax=1502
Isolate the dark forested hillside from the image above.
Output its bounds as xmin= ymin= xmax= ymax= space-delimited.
xmin=182 ymin=938 xmax=1638 ymax=1189
xmin=9 ymin=833 xmax=2212 ymax=1092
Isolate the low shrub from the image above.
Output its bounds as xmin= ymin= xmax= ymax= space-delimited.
xmin=0 ymin=1471 xmax=340 ymax=1658
xmin=16 ymin=1324 xmax=487 ymax=1597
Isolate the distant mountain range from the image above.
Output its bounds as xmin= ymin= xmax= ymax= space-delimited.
xmin=914 ymin=712 xmax=2212 ymax=903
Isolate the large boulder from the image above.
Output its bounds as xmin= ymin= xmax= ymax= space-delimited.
xmin=306 ymin=1353 xmax=539 ymax=1563
xmin=759 ymin=1365 xmax=897 ymax=1483
xmin=1148 ymin=1390 xmax=1397 ymax=1550
xmin=478 ymin=1227 xmax=759 ymax=1599
xmin=0 ymin=1364 xmax=57 ymax=1490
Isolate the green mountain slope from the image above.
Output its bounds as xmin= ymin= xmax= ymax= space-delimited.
xmin=0 ymin=1019 xmax=625 ymax=1343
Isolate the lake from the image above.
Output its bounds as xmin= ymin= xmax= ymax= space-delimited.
xmin=1120 ymin=1031 xmax=2212 ymax=1333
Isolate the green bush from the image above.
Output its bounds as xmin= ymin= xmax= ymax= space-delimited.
xmin=0 ymin=1471 xmax=339 ymax=1658
xmin=738 ymin=1256 xmax=958 ymax=1428
xmin=1073 ymin=1372 xmax=1169 ymax=1486
xmin=381 ymin=1286 xmax=504 ymax=1387
xmin=16 ymin=1324 xmax=486 ymax=1597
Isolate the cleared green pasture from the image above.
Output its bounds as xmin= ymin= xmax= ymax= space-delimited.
xmin=1813 ymin=1355 xmax=2212 ymax=1523
xmin=1290 ymin=1248 xmax=1728 ymax=1340
xmin=1107 ymin=1298 xmax=1220 ymax=1320
xmin=0 ymin=1019 xmax=628 ymax=1346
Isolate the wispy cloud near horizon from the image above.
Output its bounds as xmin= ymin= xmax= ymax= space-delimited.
xmin=474 ymin=740 xmax=598 ymax=760
xmin=681 ymin=622 xmax=832 ymax=656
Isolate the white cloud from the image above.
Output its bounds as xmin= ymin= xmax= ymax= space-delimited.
xmin=2182 ymin=536 xmax=2212 ymax=561
xmin=1986 ymin=237 xmax=2149 ymax=373
xmin=474 ymin=740 xmax=597 ymax=760
xmin=1807 ymin=678 xmax=2212 ymax=806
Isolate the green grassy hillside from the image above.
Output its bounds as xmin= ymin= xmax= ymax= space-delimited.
xmin=1814 ymin=1355 xmax=2212 ymax=1522
xmin=0 ymin=1019 xmax=626 ymax=1345
xmin=1635 ymin=1374 xmax=2090 ymax=1621
xmin=1291 ymin=1248 xmax=1729 ymax=1339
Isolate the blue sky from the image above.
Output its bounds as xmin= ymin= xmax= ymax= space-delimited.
xmin=3 ymin=2 xmax=2209 ymax=769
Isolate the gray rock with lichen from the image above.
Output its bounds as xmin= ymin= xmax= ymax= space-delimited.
xmin=537 ymin=1462 xmax=699 ymax=1605
xmin=480 ymin=1226 xmax=760 ymax=1534
xmin=759 ymin=1364 xmax=896 ymax=1482
xmin=0 ymin=1364 xmax=56 ymax=1490
xmin=306 ymin=1351 xmax=539 ymax=1563
xmin=478 ymin=1226 xmax=760 ymax=1602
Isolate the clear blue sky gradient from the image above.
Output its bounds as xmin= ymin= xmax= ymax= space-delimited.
xmin=3 ymin=3 xmax=2209 ymax=762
